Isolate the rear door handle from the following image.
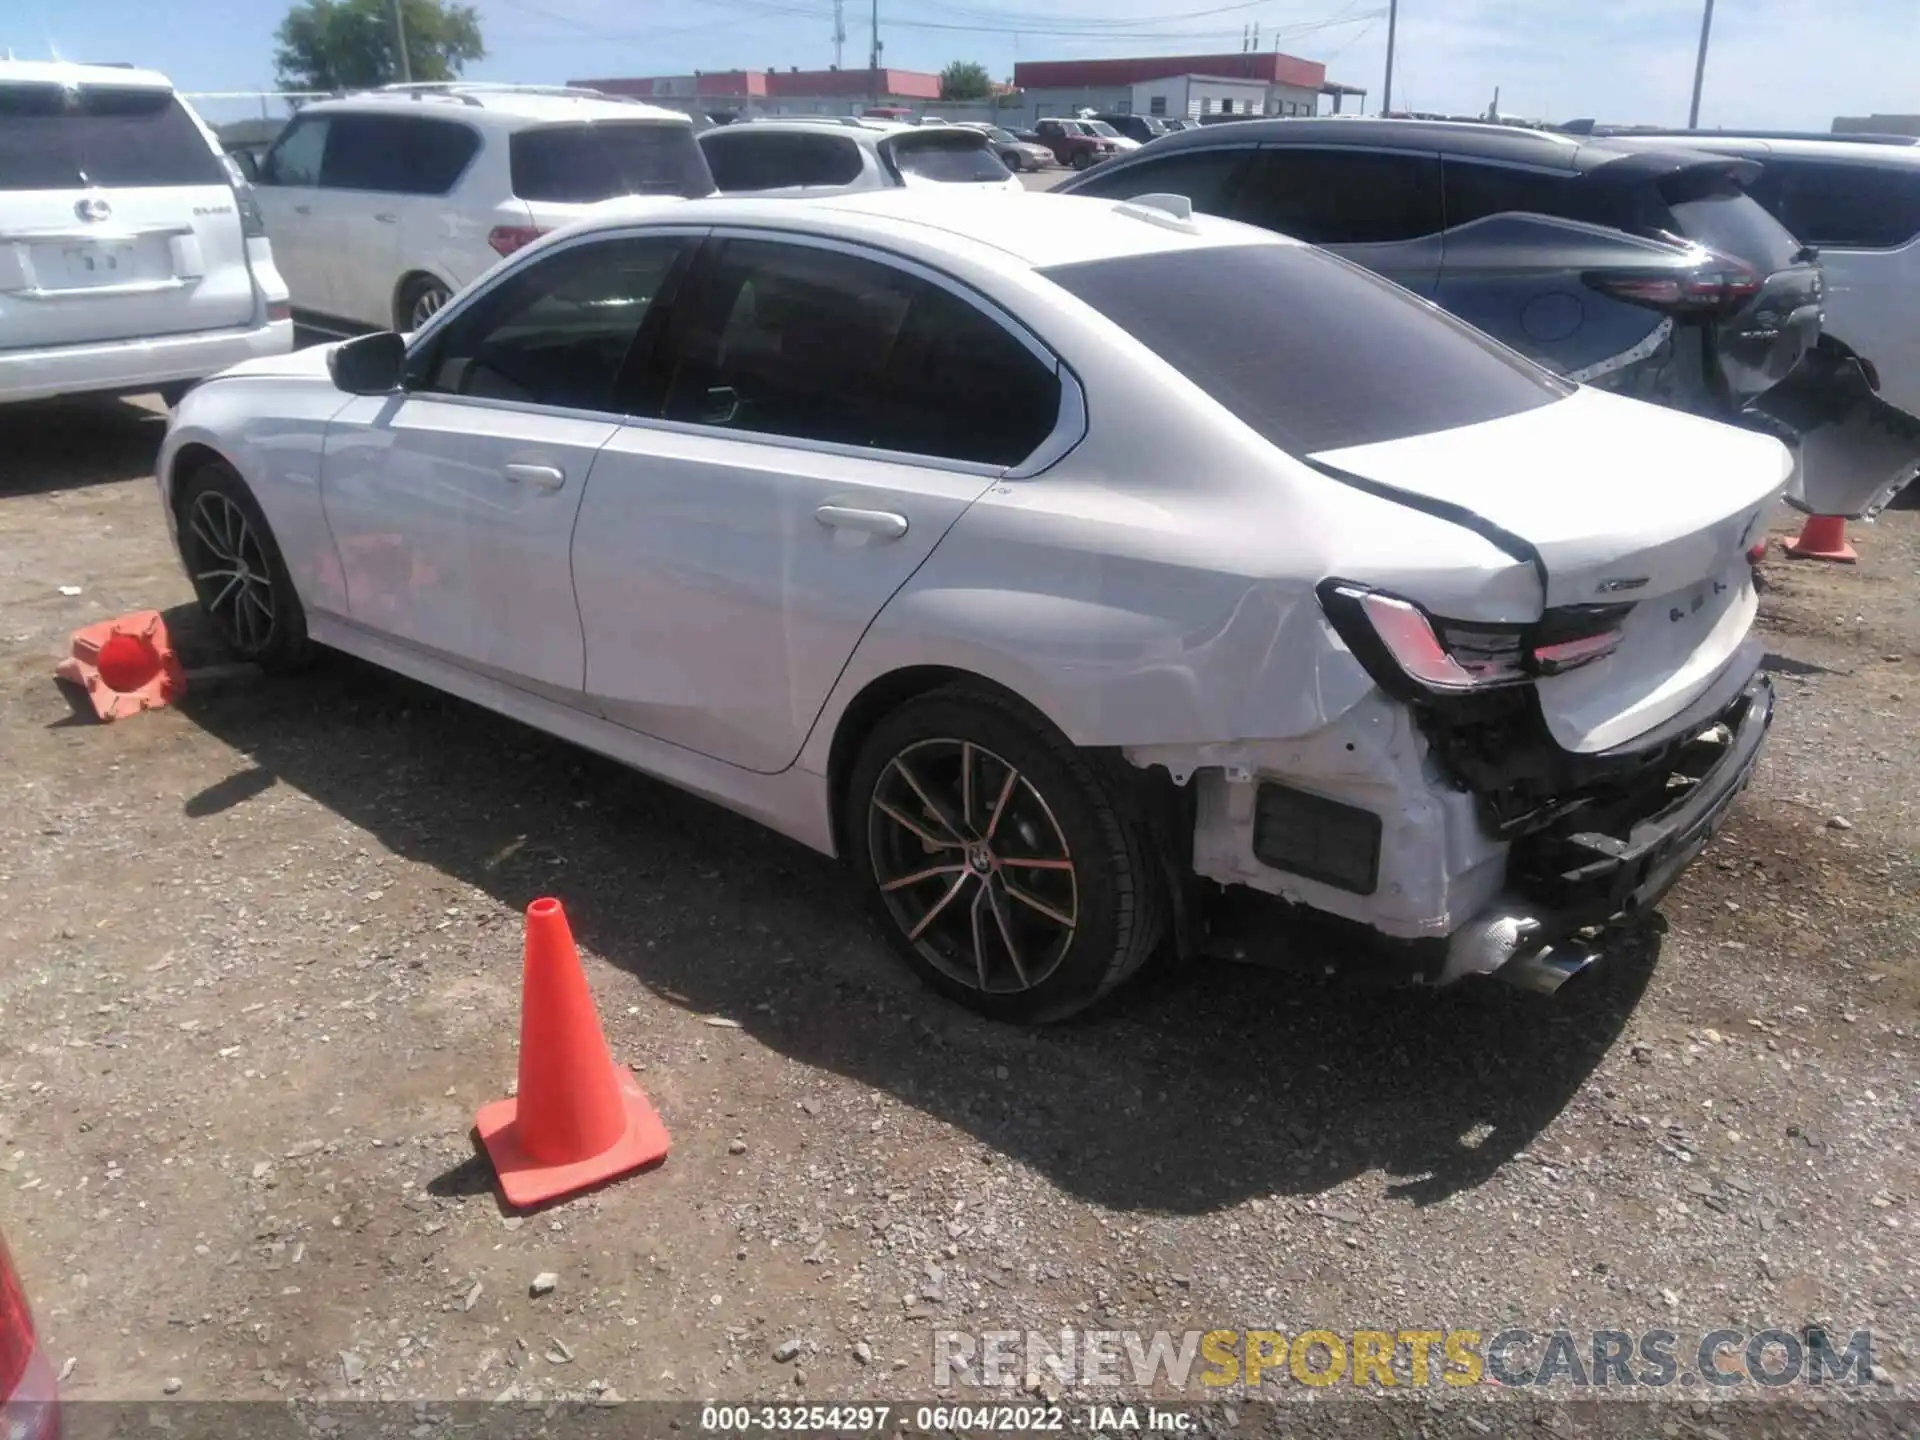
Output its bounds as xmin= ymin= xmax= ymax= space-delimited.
xmin=504 ymin=463 xmax=566 ymax=492
xmin=815 ymin=505 xmax=908 ymax=540
xmin=373 ymin=212 xmax=397 ymax=224
xmin=293 ymin=204 xmax=312 ymax=216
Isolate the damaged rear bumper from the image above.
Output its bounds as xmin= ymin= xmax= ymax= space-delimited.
xmin=1745 ymin=336 xmax=1920 ymax=519
xmin=1441 ymin=675 xmax=1774 ymax=989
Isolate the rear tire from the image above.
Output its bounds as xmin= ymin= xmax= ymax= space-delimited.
xmin=1071 ymin=151 xmax=1092 ymax=171
xmin=175 ymin=460 xmax=310 ymax=673
xmin=398 ymin=275 xmax=453 ymax=333
xmin=845 ymin=685 xmax=1166 ymax=1023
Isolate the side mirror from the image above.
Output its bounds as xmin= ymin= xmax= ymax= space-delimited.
xmin=328 ymin=332 xmax=406 ymax=396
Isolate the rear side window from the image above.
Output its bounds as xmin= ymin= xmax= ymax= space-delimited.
xmin=1442 ymin=159 xmax=1580 ymax=227
xmin=1043 ymin=243 xmax=1570 ymax=454
xmin=698 ymin=131 xmax=864 ymax=192
xmin=663 ymin=238 xmax=1061 ymax=465
xmin=1751 ymin=158 xmax=1920 ymax=250
xmin=0 ymin=83 xmax=224 ymax=190
xmin=1661 ymin=170 xmax=1803 ymax=272
xmin=511 ymin=122 xmax=713 ymax=203
xmin=886 ymin=134 xmax=1010 ymax=183
xmin=1067 ymin=147 xmax=1251 ymax=214
xmin=260 ymin=115 xmax=326 ymax=186
xmin=320 ymin=114 xmax=478 ymax=194
xmin=1232 ymin=148 xmax=1445 ymax=245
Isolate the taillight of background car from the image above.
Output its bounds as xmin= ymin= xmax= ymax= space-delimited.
xmin=1583 ymin=247 xmax=1762 ymax=315
xmin=1319 ymin=582 xmax=1630 ymax=696
xmin=488 ymin=225 xmax=547 ymax=257
xmin=0 ymin=1235 xmax=58 ymax=1440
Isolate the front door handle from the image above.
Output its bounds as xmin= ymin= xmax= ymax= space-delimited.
xmin=504 ymin=463 xmax=566 ymax=492
xmin=815 ymin=505 xmax=908 ymax=540
xmin=293 ymin=204 xmax=312 ymax=216
xmin=373 ymin=212 xmax=398 ymax=224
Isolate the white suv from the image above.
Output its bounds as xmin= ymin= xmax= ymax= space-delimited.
xmin=0 ymin=61 xmax=292 ymax=406
xmin=251 ymin=83 xmax=713 ymax=333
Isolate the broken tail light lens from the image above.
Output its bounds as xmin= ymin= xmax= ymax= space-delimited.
xmin=1320 ymin=583 xmax=1630 ymax=695
xmin=487 ymin=225 xmax=547 ymax=257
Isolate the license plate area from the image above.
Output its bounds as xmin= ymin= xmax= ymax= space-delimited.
xmin=31 ymin=236 xmax=167 ymax=290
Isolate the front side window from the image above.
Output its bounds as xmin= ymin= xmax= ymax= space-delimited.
xmin=409 ymin=236 xmax=691 ymax=413
xmin=260 ymin=114 xmax=327 ymax=186
xmin=1066 ymin=147 xmax=1251 ymax=215
xmin=1233 ymin=147 xmax=1445 ymax=245
xmin=1043 ymin=242 xmax=1569 ymax=454
xmin=663 ymin=238 xmax=1061 ymax=466
xmin=699 ymin=132 xmax=864 ymax=192
xmin=510 ymin=122 xmax=713 ymax=203
xmin=0 ymin=82 xmax=226 ymax=190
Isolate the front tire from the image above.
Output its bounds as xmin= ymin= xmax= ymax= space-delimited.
xmin=845 ymin=686 xmax=1165 ymax=1023
xmin=175 ymin=460 xmax=310 ymax=672
xmin=1071 ymin=151 xmax=1092 ymax=171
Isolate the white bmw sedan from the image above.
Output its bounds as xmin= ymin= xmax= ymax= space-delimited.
xmin=158 ymin=190 xmax=1789 ymax=1022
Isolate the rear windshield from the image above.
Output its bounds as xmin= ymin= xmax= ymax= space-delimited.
xmin=0 ymin=83 xmax=224 ymax=190
xmin=1662 ymin=172 xmax=1804 ymax=272
xmin=509 ymin=121 xmax=713 ymax=203
xmin=1043 ymin=243 xmax=1572 ymax=454
xmin=888 ymin=134 xmax=1010 ymax=184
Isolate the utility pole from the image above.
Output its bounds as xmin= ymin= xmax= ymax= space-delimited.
xmin=1687 ymin=0 xmax=1714 ymax=127
xmin=869 ymin=0 xmax=880 ymax=105
xmin=388 ymin=0 xmax=412 ymax=83
xmin=1381 ymin=0 xmax=1397 ymax=114
xmin=832 ymin=0 xmax=845 ymax=69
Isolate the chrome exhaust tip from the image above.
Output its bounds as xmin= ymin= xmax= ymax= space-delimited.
xmin=1494 ymin=942 xmax=1601 ymax=997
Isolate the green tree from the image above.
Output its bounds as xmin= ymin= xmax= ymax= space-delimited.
xmin=939 ymin=60 xmax=993 ymax=102
xmin=274 ymin=0 xmax=485 ymax=92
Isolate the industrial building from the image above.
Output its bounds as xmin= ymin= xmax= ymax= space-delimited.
xmin=1011 ymin=51 xmax=1366 ymax=124
xmin=574 ymin=67 xmax=941 ymax=120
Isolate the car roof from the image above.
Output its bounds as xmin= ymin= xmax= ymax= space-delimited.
xmin=298 ymin=83 xmax=688 ymax=128
xmin=0 ymin=59 xmax=173 ymax=90
xmin=589 ymin=188 xmax=1295 ymax=270
xmin=1597 ymin=132 xmax=1920 ymax=171
xmin=1129 ymin=114 xmax=1764 ymax=177
xmin=701 ymin=119 xmax=888 ymax=147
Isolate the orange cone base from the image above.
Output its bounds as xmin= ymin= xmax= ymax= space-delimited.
xmin=1783 ymin=516 xmax=1857 ymax=564
xmin=476 ymin=1069 xmax=670 ymax=1209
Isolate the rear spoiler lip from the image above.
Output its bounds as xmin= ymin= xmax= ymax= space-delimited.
xmin=1581 ymin=147 xmax=1764 ymax=190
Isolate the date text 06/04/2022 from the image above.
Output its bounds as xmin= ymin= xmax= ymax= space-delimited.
xmin=698 ymin=1405 xmax=1200 ymax=1432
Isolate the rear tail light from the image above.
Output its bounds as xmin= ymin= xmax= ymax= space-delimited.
xmin=1319 ymin=582 xmax=1630 ymax=696
xmin=1584 ymin=247 xmax=1762 ymax=315
xmin=487 ymin=225 xmax=546 ymax=257
xmin=1 ymin=1234 xmax=58 ymax=1439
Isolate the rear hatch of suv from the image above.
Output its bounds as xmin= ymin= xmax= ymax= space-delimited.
xmin=0 ymin=72 xmax=256 ymax=349
xmin=499 ymin=119 xmax=713 ymax=252
xmin=879 ymin=129 xmax=1016 ymax=190
xmin=1584 ymin=152 xmax=1823 ymax=407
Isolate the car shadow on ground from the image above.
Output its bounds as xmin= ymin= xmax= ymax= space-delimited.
xmin=171 ymin=613 xmax=1657 ymax=1216
xmin=0 ymin=397 xmax=168 ymax=497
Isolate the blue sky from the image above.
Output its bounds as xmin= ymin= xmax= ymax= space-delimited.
xmin=7 ymin=0 xmax=1915 ymax=132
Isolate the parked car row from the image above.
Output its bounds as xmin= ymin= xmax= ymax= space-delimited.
xmin=1058 ymin=116 xmax=1920 ymax=519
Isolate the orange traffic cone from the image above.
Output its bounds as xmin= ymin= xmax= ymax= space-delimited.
xmin=475 ymin=898 xmax=669 ymax=1208
xmin=1782 ymin=514 xmax=1858 ymax=564
xmin=54 ymin=610 xmax=185 ymax=722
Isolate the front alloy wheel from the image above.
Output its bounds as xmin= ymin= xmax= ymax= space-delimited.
xmin=847 ymin=686 xmax=1165 ymax=1023
xmin=176 ymin=461 xmax=309 ymax=671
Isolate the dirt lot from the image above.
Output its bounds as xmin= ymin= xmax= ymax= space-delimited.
xmin=1 ymin=396 xmax=1916 ymax=1434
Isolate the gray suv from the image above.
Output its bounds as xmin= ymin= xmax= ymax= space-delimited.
xmin=1058 ymin=118 xmax=1911 ymax=513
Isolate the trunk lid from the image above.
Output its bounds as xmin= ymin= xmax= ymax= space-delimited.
xmin=1312 ymin=387 xmax=1791 ymax=752
xmin=0 ymin=76 xmax=255 ymax=350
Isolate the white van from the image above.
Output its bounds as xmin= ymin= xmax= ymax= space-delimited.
xmin=0 ymin=61 xmax=292 ymax=406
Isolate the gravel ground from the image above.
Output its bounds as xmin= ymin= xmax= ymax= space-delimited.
xmin=1 ymin=396 xmax=1915 ymax=1437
